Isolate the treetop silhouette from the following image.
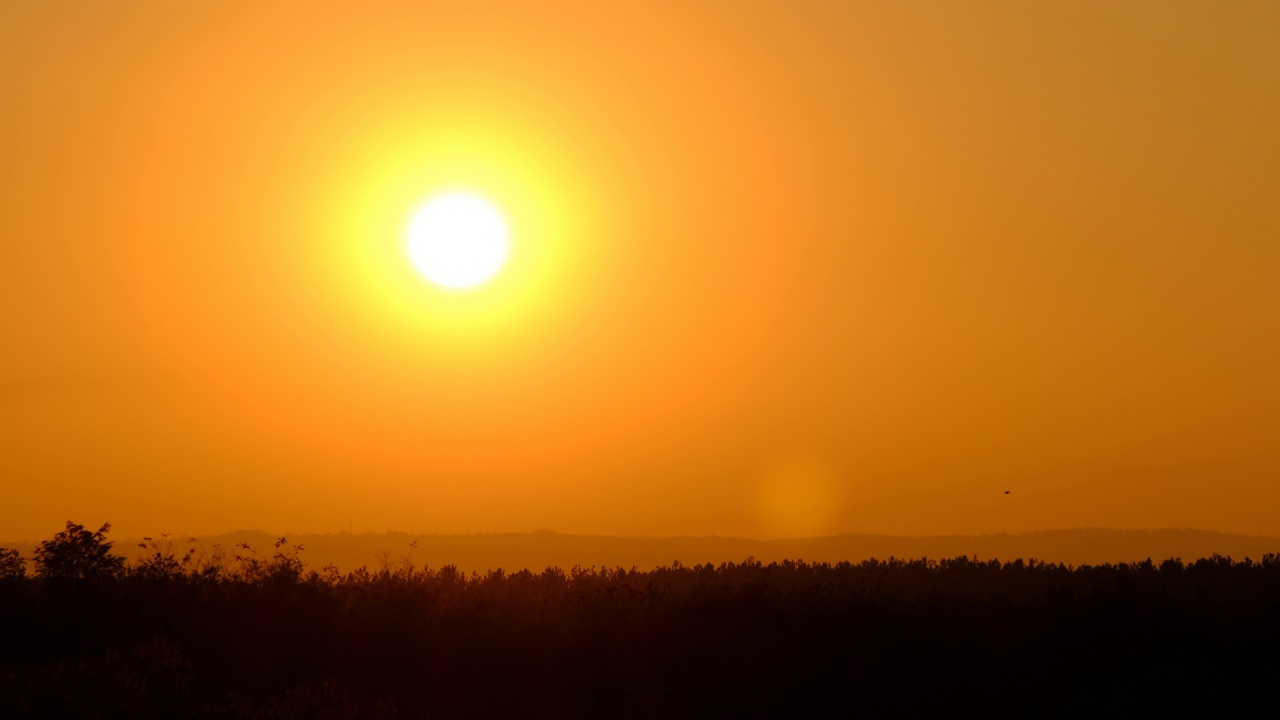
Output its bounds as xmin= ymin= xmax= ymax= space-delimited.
xmin=32 ymin=521 xmax=126 ymax=582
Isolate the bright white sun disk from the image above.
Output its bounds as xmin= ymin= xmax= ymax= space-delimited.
xmin=407 ymin=193 xmax=509 ymax=289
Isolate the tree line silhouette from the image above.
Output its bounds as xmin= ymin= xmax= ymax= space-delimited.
xmin=2 ymin=521 xmax=1278 ymax=718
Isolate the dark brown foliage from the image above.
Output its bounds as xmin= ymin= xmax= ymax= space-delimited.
xmin=31 ymin=522 xmax=126 ymax=583
xmin=1 ymin=522 xmax=1278 ymax=718
xmin=0 ymin=547 xmax=25 ymax=581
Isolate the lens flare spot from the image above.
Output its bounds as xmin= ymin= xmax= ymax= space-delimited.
xmin=754 ymin=454 xmax=843 ymax=538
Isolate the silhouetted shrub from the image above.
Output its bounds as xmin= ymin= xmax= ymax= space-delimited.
xmin=233 ymin=536 xmax=307 ymax=584
xmin=0 ymin=548 xmax=24 ymax=581
xmin=32 ymin=521 xmax=126 ymax=582
xmin=132 ymin=534 xmax=194 ymax=581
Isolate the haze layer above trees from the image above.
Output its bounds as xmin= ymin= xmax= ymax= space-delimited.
xmin=5 ymin=526 xmax=1278 ymax=574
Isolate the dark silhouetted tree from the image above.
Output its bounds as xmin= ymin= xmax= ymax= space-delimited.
xmin=0 ymin=547 xmax=24 ymax=580
xmin=32 ymin=521 xmax=125 ymax=582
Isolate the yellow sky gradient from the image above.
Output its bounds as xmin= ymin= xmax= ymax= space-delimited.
xmin=3 ymin=1 xmax=1278 ymax=542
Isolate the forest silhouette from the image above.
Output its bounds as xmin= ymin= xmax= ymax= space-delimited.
xmin=2 ymin=521 xmax=1277 ymax=718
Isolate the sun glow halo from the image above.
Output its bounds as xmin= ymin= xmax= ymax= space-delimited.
xmin=407 ymin=193 xmax=509 ymax=289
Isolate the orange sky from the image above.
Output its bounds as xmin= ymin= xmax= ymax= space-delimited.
xmin=3 ymin=1 xmax=1278 ymax=542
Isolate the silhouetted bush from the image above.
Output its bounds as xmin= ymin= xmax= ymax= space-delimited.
xmin=0 ymin=547 xmax=24 ymax=581
xmin=2 ymin=522 xmax=1278 ymax=718
xmin=32 ymin=521 xmax=126 ymax=583
xmin=132 ymin=533 xmax=195 ymax=581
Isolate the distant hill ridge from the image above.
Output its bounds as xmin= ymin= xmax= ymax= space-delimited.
xmin=6 ymin=528 xmax=1279 ymax=573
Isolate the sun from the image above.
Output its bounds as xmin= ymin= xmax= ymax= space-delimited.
xmin=407 ymin=193 xmax=509 ymax=289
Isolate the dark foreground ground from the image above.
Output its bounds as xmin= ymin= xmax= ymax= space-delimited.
xmin=2 ymin=525 xmax=1278 ymax=718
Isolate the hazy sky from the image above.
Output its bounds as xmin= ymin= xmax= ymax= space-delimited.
xmin=3 ymin=1 xmax=1278 ymax=541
